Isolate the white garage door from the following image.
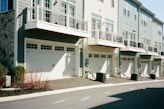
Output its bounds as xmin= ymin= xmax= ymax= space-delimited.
xmin=88 ymin=53 xmax=112 ymax=77
xmin=26 ymin=41 xmax=75 ymax=80
xmin=140 ymin=60 xmax=149 ymax=77
xmin=120 ymin=57 xmax=134 ymax=78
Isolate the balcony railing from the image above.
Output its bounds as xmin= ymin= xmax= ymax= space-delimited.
xmin=145 ymin=46 xmax=158 ymax=53
xmin=91 ymin=30 xmax=124 ymax=44
xmin=124 ymin=39 xmax=144 ymax=49
xmin=26 ymin=6 xmax=88 ymax=32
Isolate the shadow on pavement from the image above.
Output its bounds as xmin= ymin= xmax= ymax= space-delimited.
xmin=91 ymin=88 xmax=164 ymax=109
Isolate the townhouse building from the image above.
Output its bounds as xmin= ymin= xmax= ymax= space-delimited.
xmin=0 ymin=0 xmax=163 ymax=81
xmin=0 ymin=0 xmax=89 ymax=80
xmin=118 ymin=0 xmax=164 ymax=78
xmin=83 ymin=0 xmax=124 ymax=78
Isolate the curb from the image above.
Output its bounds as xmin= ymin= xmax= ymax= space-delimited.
xmin=0 ymin=79 xmax=164 ymax=102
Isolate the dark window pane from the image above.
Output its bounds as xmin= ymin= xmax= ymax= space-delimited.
xmin=8 ymin=0 xmax=13 ymax=10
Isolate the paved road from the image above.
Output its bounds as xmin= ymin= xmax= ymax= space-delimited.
xmin=1 ymin=81 xmax=164 ymax=109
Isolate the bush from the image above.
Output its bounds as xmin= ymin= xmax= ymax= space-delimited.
xmin=13 ymin=66 xmax=25 ymax=83
xmin=0 ymin=63 xmax=8 ymax=87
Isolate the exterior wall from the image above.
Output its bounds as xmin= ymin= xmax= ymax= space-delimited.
xmin=118 ymin=0 xmax=139 ymax=39
xmin=83 ymin=0 xmax=119 ymax=77
xmin=139 ymin=9 xmax=154 ymax=46
xmin=84 ymin=0 xmax=118 ymax=34
xmin=118 ymin=0 xmax=140 ymax=76
xmin=17 ymin=0 xmax=84 ymax=64
xmin=0 ymin=10 xmax=15 ymax=69
xmin=152 ymin=19 xmax=163 ymax=52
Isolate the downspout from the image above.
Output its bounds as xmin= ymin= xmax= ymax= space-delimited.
xmin=82 ymin=0 xmax=85 ymax=77
xmin=137 ymin=6 xmax=140 ymax=73
xmin=117 ymin=0 xmax=121 ymax=68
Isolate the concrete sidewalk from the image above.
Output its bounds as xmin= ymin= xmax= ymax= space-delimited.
xmin=47 ymin=76 xmax=164 ymax=90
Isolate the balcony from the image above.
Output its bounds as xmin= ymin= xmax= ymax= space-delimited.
xmin=88 ymin=30 xmax=125 ymax=48
xmin=25 ymin=6 xmax=89 ymax=37
xmin=120 ymin=39 xmax=145 ymax=53
xmin=141 ymin=46 xmax=159 ymax=56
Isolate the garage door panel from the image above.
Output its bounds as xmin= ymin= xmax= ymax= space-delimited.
xmin=121 ymin=57 xmax=134 ymax=77
xmin=89 ymin=53 xmax=112 ymax=76
xmin=26 ymin=42 xmax=75 ymax=79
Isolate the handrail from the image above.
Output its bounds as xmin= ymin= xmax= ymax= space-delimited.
xmin=26 ymin=6 xmax=88 ymax=32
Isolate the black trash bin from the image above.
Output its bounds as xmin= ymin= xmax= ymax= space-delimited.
xmin=96 ymin=72 xmax=106 ymax=83
xmin=131 ymin=73 xmax=138 ymax=81
xmin=150 ymin=74 xmax=156 ymax=79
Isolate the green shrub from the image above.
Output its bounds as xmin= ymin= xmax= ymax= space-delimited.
xmin=13 ymin=66 xmax=25 ymax=83
xmin=0 ymin=63 xmax=8 ymax=87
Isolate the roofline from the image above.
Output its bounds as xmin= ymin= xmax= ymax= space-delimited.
xmin=153 ymin=17 xmax=164 ymax=24
xmin=140 ymin=6 xmax=155 ymax=17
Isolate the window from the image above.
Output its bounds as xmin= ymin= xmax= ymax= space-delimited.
xmin=98 ymin=0 xmax=103 ymax=2
xmin=101 ymin=55 xmax=106 ymax=58
xmin=158 ymin=31 xmax=162 ymax=36
xmin=134 ymin=14 xmax=137 ymax=20
xmin=41 ymin=45 xmax=52 ymax=50
xmin=106 ymin=22 xmax=113 ymax=33
xmin=32 ymin=0 xmax=52 ymax=22
xmin=67 ymin=47 xmax=75 ymax=52
xmin=55 ymin=46 xmax=64 ymax=51
xmin=0 ymin=0 xmax=13 ymax=12
xmin=141 ymin=14 xmax=148 ymax=27
xmin=111 ymin=0 xmax=115 ymax=8
xmin=43 ymin=0 xmax=51 ymax=22
xmin=94 ymin=54 xmax=99 ymax=58
xmin=69 ymin=5 xmax=75 ymax=28
xmin=122 ymin=30 xmax=128 ymax=39
xmin=44 ymin=0 xmax=50 ymax=9
xmin=61 ymin=2 xmax=75 ymax=28
xmin=26 ymin=43 xmax=38 ymax=49
xmin=91 ymin=15 xmax=102 ymax=38
xmin=123 ymin=1 xmax=130 ymax=17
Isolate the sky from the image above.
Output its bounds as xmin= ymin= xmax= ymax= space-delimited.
xmin=139 ymin=0 xmax=164 ymax=22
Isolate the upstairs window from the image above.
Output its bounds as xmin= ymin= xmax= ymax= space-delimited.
xmin=141 ymin=14 xmax=148 ymax=27
xmin=111 ymin=0 xmax=115 ymax=8
xmin=0 ymin=0 xmax=13 ymax=13
xmin=123 ymin=1 xmax=130 ymax=17
xmin=97 ymin=0 xmax=103 ymax=2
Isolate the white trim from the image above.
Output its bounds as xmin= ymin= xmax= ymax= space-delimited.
xmin=14 ymin=0 xmax=18 ymax=66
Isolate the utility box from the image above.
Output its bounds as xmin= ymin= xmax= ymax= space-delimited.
xmin=3 ymin=75 xmax=11 ymax=87
xmin=96 ymin=73 xmax=106 ymax=83
xmin=131 ymin=74 xmax=138 ymax=81
xmin=150 ymin=74 xmax=156 ymax=79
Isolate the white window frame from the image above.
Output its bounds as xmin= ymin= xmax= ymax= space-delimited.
xmin=123 ymin=1 xmax=130 ymax=17
xmin=60 ymin=1 xmax=76 ymax=27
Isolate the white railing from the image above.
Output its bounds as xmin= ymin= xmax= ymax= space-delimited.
xmin=26 ymin=6 xmax=88 ymax=32
xmin=124 ymin=39 xmax=144 ymax=49
xmin=144 ymin=45 xmax=158 ymax=53
xmin=91 ymin=30 xmax=124 ymax=44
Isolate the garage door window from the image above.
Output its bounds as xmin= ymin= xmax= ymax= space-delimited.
xmin=55 ymin=46 xmax=64 ymax=51
xmin=89 ymin=53 xmax=92 ymax=58
xmin=41 ymin=45 xmax=52 ymax=50
xmin=94 ymin=54 xmax=99 ymax=58
xmin=26 ymin=43 xmax=37 ymax=49
xmin=107 ymin=55 xmax=112 ymax=58
xmin=101 ymin=55 xmax=106 ymax=58
xmin=67 ymin=47 xmax=75 ymax=52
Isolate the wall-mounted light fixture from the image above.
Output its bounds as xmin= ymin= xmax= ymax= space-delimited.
xmin=53 ymin=0 xmax=58 ymax=6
